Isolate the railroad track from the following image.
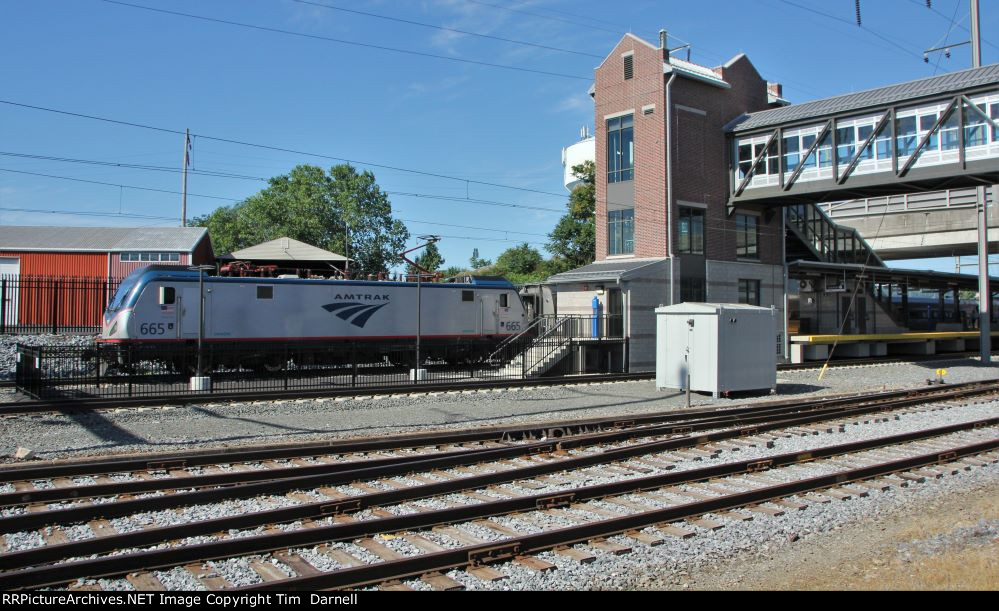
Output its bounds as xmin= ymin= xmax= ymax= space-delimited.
xmin=4 ymin=351 xmax=996 ymax=416
xmin=0 ymin=381 xmax=996 ymax=590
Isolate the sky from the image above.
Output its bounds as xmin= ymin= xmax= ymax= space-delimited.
xmin=0 ymin=0 xmax=997 ymax=273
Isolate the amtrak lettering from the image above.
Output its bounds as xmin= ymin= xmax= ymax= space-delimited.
xmin=332 ymin=294 xmax=390 ymax=301
xmin=321 ymin=296 xmax=391 ymax=328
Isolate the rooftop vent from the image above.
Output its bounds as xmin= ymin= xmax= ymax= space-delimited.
xmin=624 ymin=54 xmax=634 ymax=80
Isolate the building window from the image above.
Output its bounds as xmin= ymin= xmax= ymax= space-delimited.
xmin=607 ymin=114 xmax=634 ymax=183
xmin=738 ymin=279 xmax=760 ymax=306
xmin=608 ymin=208 xmax=634 ymax=255
xmin=735 ymin=214 xmax=759 ymax=259
xmin=119 ymin=252 xmax=181 ymax=262
xmin=677 ymin=207 xmax=704 ymax=255
xmin=680 ymin=277 xmax=706 ymax=303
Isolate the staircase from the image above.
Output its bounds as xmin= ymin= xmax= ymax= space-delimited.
xmin=786 ymin=203 xmax=885 ymax=267
xmin=489 ymin=316 xmax=574 ymax=378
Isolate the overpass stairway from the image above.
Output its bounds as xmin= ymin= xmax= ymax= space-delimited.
xmin=787 ymin=203 xmax=912 ymax=331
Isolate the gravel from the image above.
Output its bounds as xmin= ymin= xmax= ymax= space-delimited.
xmin=0 ymin=334 xmax=95 ymax=381
xmin=3 ymin=357 xmax=998 ymax=462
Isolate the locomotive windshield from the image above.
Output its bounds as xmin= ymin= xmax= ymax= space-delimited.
xmin=107 ymin=269 xmax=144 ymax=312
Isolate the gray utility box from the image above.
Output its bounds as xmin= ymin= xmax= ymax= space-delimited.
xmin=656 ymin=303 xmax=777 ymax=398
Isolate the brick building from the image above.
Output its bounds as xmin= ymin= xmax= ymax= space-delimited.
xmin=548 ymin=33 xmax=789 ymax=371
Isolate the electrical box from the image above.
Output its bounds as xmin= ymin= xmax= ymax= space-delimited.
xmin=656 ymin=303 xmax=777 ymax=398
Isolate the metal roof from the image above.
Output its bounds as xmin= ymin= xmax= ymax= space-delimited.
xmin=788 ymin=260 xmax=999 ymax=288
xmin=729 ymin=63 xmax=999 ymax=134
xmin=547 ymin=257 xmax=667 ymax=284
xmin=229 ymin=237 xmax=349 ymax=262
xmin=0 ymin=225 xmax=208 ymax=252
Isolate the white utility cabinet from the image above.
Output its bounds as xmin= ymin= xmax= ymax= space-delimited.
xmin=655 ymin=303 xmax=777 ymax=398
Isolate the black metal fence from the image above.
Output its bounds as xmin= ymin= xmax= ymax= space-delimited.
xmin=0 ymin=275 xmax=122 ymax=334
xmin=15 ymin=319 xmax=627 ymax=400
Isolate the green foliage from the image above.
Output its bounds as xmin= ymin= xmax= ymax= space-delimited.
xmin=469 ymin=248 xmax=492 ymax=269
xmin=441 ymin=265 xmax=467 ymax=278
xmin=546 ymin=160 xmax=596 ymax=269
xmin=410 ymin=241 xmax=444 ymax=273
xmin=495 ymin=243 xmax=543 ymax=275
xmin=192 ymin=164 xmax=409 ymax=276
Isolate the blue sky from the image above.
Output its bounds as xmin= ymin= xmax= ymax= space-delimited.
xmin=1 ymin=0 xmax=996 ymax=272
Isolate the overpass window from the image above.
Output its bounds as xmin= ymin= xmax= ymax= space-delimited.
xmin=607 ymin=115 xmax=634 ymax=183
xmin=941 ymin=111 xmax=961 ymax=150
xmin=966 ymin=103 xmax=988 ymax=147
xmin=836 ymin=125 xmax=855 ymax=164
xmin=857 ymin=124 xmax=874 ymax=160
xmin=608 ymin=208 xmax=634 ymax=255
xmin=992 ymin=103 xmax=998 ymax=141
xmin=782 ymin=135 xmax=799 ymax=172
xmin=738 ymin=279 xmax=760 ymax=306
xmin=919 ymin=114 xmax=939 ymax=151
xmin=678 ymin=207 xmax=704 ymax=255
xmin=896 ymin=116 xmax=917 ymax=157
xmin=736 ymin=214 xmax=759 ymax=258
xmin=875 ymin=128 xmax=893 ymax=159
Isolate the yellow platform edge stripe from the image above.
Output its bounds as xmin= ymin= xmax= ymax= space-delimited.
xmin=790 ymin=331 xmax=999 ymax=344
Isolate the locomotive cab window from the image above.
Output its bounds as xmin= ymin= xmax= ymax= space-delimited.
xmin=158 ymin=286 xmax=175 ymax=305
xmin=461 ymin=290 xmax=474 ymax=302
xmin=499 ymin=294 xmax=508 ymax=308
xmin=257 ymin=286 xmax=273 ymax=300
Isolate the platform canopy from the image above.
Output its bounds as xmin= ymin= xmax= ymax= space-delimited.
xmin=222 ymin=237 xmax=351 ymax=274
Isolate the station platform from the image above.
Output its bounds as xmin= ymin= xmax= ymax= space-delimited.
xmin=789 ymin=331 xmax=998 ymax=363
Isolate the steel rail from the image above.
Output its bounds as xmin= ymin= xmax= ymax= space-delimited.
xmin=1 ymin=417 xmax=994 ymax=590
xmin=245 ymin=437 xmax=999 ymax=592
xmin=0 ymin=382 xmax=966 ymax=505
xmin=0 ymin=381 xmax=989 ymax=533
xmin=3 ymin=377 xmax=992 ymax=485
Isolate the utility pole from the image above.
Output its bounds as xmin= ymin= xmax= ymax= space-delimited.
xmin=181 ymin=128 xmax=191 ymax=227
xmin=970 ymin=0 xmax=991 ymax=362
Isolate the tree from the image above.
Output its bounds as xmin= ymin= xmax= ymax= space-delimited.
xmin=192 ymin=164 xmax=410 ymax=276
xmin=411 ymin=241 xmax=444 ymax=273
xmin=547 ymin=160 xmax=596 ymax=269
xmin=495 ymin=243 xmax=543 ymax=275
xmin=469 ymin=248 xmax=492 ymax=269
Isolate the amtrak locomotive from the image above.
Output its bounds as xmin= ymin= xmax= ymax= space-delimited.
xmin=100 ymin=266 xmax=527 ymax=370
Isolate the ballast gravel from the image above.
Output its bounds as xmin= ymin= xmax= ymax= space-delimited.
xmin=3 ymin=357 xmax=999 ymax=462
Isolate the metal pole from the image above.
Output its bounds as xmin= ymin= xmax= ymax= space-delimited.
xmin=416 ymin=270 xmax=421 ymax=379
xmin=197 ymin=269 xmax=205 ymax=376
xmin=970 ymin=0 xmax=990 ymax=361
xmin=181 ymin=128 xmax=190 ymax=227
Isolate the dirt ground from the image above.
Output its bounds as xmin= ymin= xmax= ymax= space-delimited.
xmin=685 ymin=481 xmax=999 ymax=590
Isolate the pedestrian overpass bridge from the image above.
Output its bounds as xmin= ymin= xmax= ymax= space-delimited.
xmin=726 ymin=64 xmax=999 ymax=214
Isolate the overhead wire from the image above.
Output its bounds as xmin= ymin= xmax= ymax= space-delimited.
xmin=289 ymin=0 xmax=603 ymax=58
xmin=0 ymin=99 xmax=569 ymax=199
xmin=98 ymin=0 xmax=591 ymax=81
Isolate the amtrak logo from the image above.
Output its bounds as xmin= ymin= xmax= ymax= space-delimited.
xmin=322 ymin=301 xmax=389 ymax=328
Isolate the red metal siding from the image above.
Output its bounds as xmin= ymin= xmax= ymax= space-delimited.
xmin=191 ymin=234 xmax=215 ymax=265
xmin=0 ymin=251 xmax=107 ymax=278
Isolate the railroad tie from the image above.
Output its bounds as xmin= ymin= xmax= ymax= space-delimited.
xmin=184 ymin=564 xmax=231 ymax=590
xmin=513 ymin=556 xmax=556 ymax=572
xmin=554 ymin=546 xmax=597 ymax=564
xmin=685 ymin=517 xmax=725 ymax=531
xmin=655 ymin=523 xmax=696 ymax=539
xmin=319 ymin=546 xmax=366 ymax=568
xmin=273 ymin=552 xmax=323 ymax=577
xmin=357 ymin=537 xmax=404 ymax=561
xmin=421 ymin=572 xmax=464 ymax=591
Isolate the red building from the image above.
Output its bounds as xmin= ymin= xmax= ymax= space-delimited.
xmin=0 ymin=226 xmax=213 ymax=330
